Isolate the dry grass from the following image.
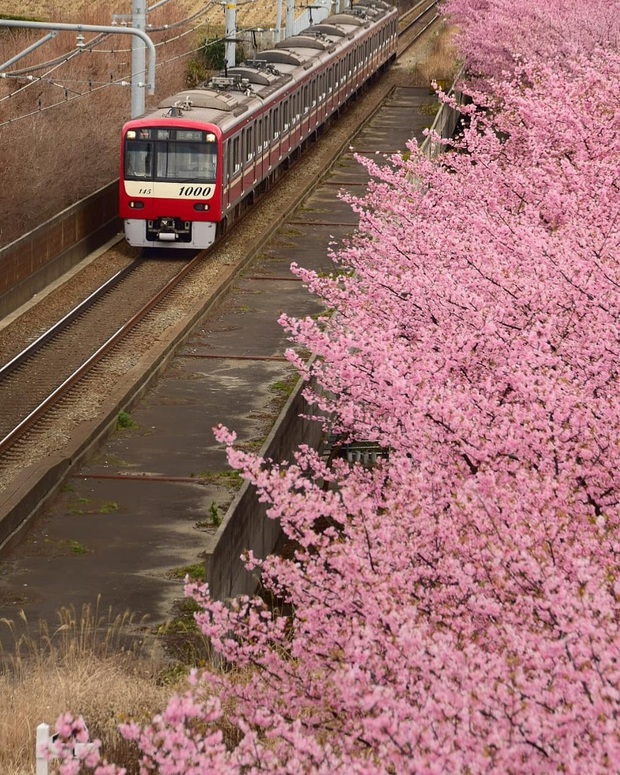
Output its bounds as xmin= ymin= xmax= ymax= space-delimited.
xmin=0 ymin=0 xmax=275 ymax=25
xmin=409 ymin=23 xmax=461 ymax=89
xmin=0 ymin=600 xmax=188 ymax=775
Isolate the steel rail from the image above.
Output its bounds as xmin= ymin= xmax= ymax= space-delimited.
xmin=0 ymin=264 xmax=136 ymax=379
xmin=0 ymin=255 xmax=202 ymax=455
xmin=399 ymin=0 xmax=440 ymax=42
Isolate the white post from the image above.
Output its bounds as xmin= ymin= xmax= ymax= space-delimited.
xmin=225 ymin=0 xmax=237 ymax=69
xmin=36 ymin=723 xmax=50 ymax=775
xmin=131 ymin=0 xmax=147 ymax=117
xmin=275 ymin=0 xmax=283 ymax=42
xmin=285 ymin=0 xmax=295 ymax=39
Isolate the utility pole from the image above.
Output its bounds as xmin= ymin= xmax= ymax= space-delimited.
xmin=131 ymin=0 xmax=147 ymax=117
xmin=285 ymin=0 xmax=295 ymax=38
xmin=225 ymin=0 xmax=237 ymax=70
xmin=275 ymin=0 xmax=283 ymax=42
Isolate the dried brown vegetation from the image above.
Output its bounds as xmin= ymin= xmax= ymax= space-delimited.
xmin=409 ymin=24 xmax=460 ymax=88
xmin=0 ymin=601 xmax=188 ymax=775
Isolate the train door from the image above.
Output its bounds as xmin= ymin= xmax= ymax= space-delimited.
xmin=255 ymin=115 xmax=266 ymax=184
xmin=328 ymin=64 xmax=336 ymax=115
xmin=319 ymin=70 xmax=326 ymax=124
xmin=282 ymin=99 xmax=291 ymax=154
xmin=301 ymin=83 xmax=310 ymax=138
xmin=293 ymin=90 xmax=301 ymax=146
xmin=310 ymin=77 xmax=318 ymax=133
xmin=228 ymin=132 xmax=242 ymax=207
xmin=242 ymin=123 xmax=255 ymax=193
xmin=271 ymin=105 xmax=281 ymax=166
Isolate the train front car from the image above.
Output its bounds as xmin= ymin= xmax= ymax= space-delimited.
xmin=120 ymin=113 xmax=223 ymax=249
xmin=119 ymin=0 xmax=398 ymax=251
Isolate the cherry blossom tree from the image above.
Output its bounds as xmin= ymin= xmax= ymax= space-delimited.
xmin=442 ymin=0 xmax=620 ymax=83
xmin=51 ymin=1 xmax=620 ymax=772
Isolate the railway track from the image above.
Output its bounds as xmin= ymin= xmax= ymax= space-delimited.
xmin=399 ymin=0 xmax=440 ymax=44
xmin=0 ymin=257 xmax=193 ymax=456
xmin=0 ymin=2 xmax=443 ymax=546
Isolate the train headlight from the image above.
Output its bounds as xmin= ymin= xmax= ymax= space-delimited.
xmin=193 ymin=203 xmax=210 ymax=211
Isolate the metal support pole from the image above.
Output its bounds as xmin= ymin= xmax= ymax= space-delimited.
xmin=148 ymin=0 xmax=173 ymax=10
xmin=225 ymin=0 xmax=236 ymax=69
xmin=0 ymin=31 xmax=58 ymax=72
xmin=132 ymin=0 xmax=147 ymax=117
xmin=0 ymin=20 xmax=156 ymax=104
xmin=285 ymin=0 xmax=295 ymax=39
xmin=275 ymin=0 xmax=283 ymax=42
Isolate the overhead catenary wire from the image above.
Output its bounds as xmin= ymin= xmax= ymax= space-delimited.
xmin=6 ymin=0 xmax=222 ymax=72
xmin=0 ymin=35 xmax=229 ymax=128
xmin=0 ymin=0 xmax=279 ymax=126
xmin=0 ymin=72 xmax=135 ymax=127
xmin=0 ymin=49 xmax=83 ymax=104
xmin=4 ymin=32 xmax=109 ymax=77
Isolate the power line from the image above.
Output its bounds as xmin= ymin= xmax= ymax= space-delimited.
xmin=0 ymin=33 xmax=232 ymax=127
xmin=0 ymin=50 xmax=82 ymax=104
xmin=0 ymin=0 xmax=271 ymax=125
xmin=4 ymin=32 xmax=109 ymax=76
xmin=0 ymin=73 xmax=132 ymax=128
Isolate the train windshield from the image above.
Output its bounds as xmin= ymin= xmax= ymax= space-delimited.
xmin=124 ymin=128 xmax=218 ymax=182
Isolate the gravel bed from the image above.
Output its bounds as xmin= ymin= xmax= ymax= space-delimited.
xmin=0 ymin=244 xmax=136 ymax=363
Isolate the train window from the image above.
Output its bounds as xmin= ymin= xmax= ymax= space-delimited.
xmin=257 ymin=118 xmax=263 ymax=151
xmin=126 ymin=133 xmax=218 ymax=182
xmin=125 ymin=140 xmax=153 ymax=179
xmin=156 ymin=140 xmax=217 ymax=181
xmin=303 ymin=84 xmax=309 ymax=113
xmin=273 ymin=106 xmax=280 ymax=139
xmin=244 ymin=125 xmax=254 ymax=162
xmin=232 ymin=135 xmax=240 ymax=174
xmin=283 ymin=100 xmax=290 ymax=131
xmin=311 ymin=79 xmax=317 ymax=107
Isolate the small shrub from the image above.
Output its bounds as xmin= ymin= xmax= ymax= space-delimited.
xmin=69 ymin=540 xmax=89 ymax=555
xmin=116 ymin=411 xmax=138 ymax=430
xmin=209 ymin=501 xmax=222 ymax=527
xmin=168 ymin=563 xmax=205 ymax=582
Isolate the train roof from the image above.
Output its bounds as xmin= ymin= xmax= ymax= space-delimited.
xmin=134 ymin=2 xmax=396 ymax=130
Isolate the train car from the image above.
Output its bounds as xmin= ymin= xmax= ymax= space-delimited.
xmin=119 ymin=0 xmax=398 ymax=249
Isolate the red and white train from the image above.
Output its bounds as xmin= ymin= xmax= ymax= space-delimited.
xmin=119 ymin=0 xmax=398 ymax=249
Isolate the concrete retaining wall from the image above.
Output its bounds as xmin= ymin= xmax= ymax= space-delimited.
xmin=420 ymin=71 xmax=466 ymax=159
xmin=0 ymin=181 xmax=121 ymax=318
xmin=204 ymin=380 xmax=324 ymax=601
